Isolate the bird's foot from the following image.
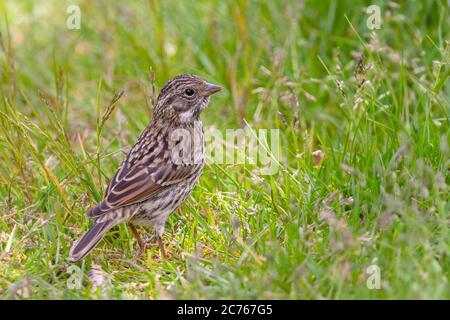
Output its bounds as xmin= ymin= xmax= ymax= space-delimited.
xmin=136 ymin=235 xmax=157 ymax=257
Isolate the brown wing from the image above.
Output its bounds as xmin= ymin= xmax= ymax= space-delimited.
xmin=87 ymin=123 xmax=203 ymax=218
xmin=87 ymin=162 xmax=199 ymax=218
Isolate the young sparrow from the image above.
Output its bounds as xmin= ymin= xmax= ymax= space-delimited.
xmin=69 ymin=74 xmax=221 ymax=262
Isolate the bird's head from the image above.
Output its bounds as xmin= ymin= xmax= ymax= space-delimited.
xmin=153 ymin=74 xmax=221 ymax=123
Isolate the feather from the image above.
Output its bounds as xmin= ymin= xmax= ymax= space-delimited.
xmin=87 ymin=124 xmax=202 ymax=218
xmin=69 ymin=219 xmax=119 ymax=262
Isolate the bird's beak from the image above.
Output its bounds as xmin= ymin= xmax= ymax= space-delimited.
xmin=203 ymin=83 xmax=222 ymax=96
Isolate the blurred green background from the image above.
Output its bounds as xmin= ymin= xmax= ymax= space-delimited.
xmin=0 ymin=0 xmax=448 ymax=299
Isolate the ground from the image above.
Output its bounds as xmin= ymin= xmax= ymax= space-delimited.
xmin=0 ymin=0 xmax=448 ymax=299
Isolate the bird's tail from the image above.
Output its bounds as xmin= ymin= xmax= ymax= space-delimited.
xmin=69 ymin=219 xmax=118 ymax=262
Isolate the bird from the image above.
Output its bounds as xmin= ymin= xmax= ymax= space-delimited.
xmin=69 ymin=74 xmax=221 ymax=262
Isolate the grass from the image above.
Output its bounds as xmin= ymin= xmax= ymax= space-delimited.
xmin=0 ymin=0 xmax=448 ymax=299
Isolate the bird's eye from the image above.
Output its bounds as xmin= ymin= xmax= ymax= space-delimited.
xmin=184 ymin=88 xmax=195 ymax=97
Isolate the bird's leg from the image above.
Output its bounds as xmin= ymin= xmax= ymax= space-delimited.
xmin=155 ymin=224 xmax=167 ymax=259
xmin=128 ymin=223 xmax=146 ymax=255
xmin=156 ymin=235 xmax=167 ymax=259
